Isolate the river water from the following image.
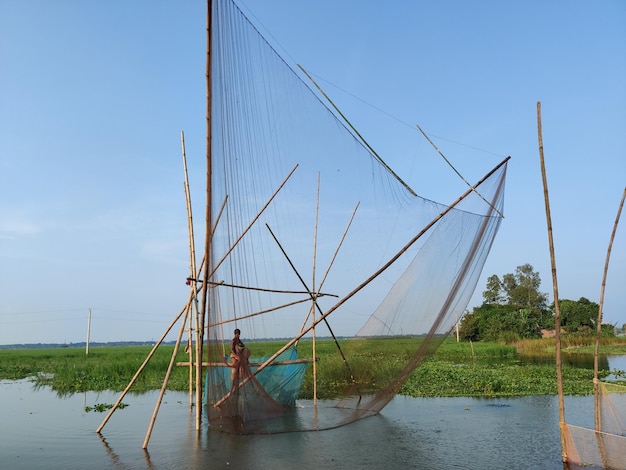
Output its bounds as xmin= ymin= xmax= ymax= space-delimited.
xmin=1 ymin=356 xmax=624 ymax=470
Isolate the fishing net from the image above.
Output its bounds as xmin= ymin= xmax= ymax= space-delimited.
xmin=198 ymin=0 xmax=508 ymax=434
xmin=563 ymin=381 xmax=626 ymax=469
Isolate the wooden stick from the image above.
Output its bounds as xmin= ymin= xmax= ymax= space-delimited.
xmin=208 ymin=297 xmax=315 ymax=328
xmin=593 ymin=187 xmax=625 ymax=433
xmin=176 ymin=357 xmax=319 ymax=367
xmin=536 ymin=101 xmax=567 ymax=462
xmin=298 ymin=65 xmax=417 ymax=197
xmin=181 ymin=130 xmax=198 ymax=410
xmin=143 ymin=302 xmax=190 ymax=449
xmin=266 ymin=223 xmax=359 ymax=389
xmin=197 ymin=0 xmax=214 ymax=431
xmin=96 ymin=295 xmax=193 ymax=434
xmin=312 ymin=173 xmax=320 ymax=405
xmin=416 ymin=123 xmax=504 ymax=218
xmin=209 ymin=164 xmax=298 ymax=279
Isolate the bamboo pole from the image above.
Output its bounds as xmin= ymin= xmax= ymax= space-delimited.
xmin=197 ymin=0 xmax=213 ymax=432
xmin=96 ymin=297 xmax=193 ymax=434
xmin=214 ymin=156 xmax=510 ymax=408
xmin=86 ymin=308 xmax=91 ymax=356
xmin=143 ymin=303 xmax=191 ymax=449
xmin=298 ymin=65 xmax=417 ymax=197
xmin=536 ymin=101 xmax=567 ymax=462
xmin=415 ymin=124 xmax=504 ymax=219
xmin=593 ymin=187 xmax=626 ymax=432
xmin=266 ymin=223 xmax=359 ymax=389
xmin=312 ymin=173 xmax=320 ymax=405
xmin=209 ymin=164 xmax=298 ymax=279
xmin=181 ymin=130 xmax=199 ymax=410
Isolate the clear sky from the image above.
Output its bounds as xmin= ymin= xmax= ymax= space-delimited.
xmin=1 ymin=0 xmax=624 ymax=345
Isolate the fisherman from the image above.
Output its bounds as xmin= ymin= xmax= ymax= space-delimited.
xmin=230 ymin=328 xmax=250 ymax=389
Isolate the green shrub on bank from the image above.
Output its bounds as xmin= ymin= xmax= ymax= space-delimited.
xmin=0 ymin=339 xmax=623 ymax=397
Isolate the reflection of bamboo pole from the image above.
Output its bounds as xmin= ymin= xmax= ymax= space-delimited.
xmin=143 ymin=303 xmax=190 ymax=449
xmin=214 ymin=156 xmax=510 ymax=408
xmin=593 ymin=187 xmax=625 ymax=434
xmin=536 ymin=102 xmax=567 ymax=462
xmin=96 ymin=296 xmax=192 ymax=434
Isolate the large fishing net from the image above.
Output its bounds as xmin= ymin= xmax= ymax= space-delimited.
xmin=198 ymin=0 xmax=508 ymax=434
xmin=562 ymin=381 xmax=626 ymax=469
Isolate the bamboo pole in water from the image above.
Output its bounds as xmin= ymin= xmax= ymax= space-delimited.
xmin=197 ymin=0 xmax=213 ymax=431
xmin=181 ymin=130 xmax=199 ymax=410
xmin=593 ymin=187 xmax=626 ymax=432
xmin=96 ymin=297 xmax=192 ymax=434
xmin=536 ymin=101 xmax=567 ymax=462
xmin=312 ymin=173 xmax=320 ymax=406
xmin=143 ymin=303 xmax=191 ymax=449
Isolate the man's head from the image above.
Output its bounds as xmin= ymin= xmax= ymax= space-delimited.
xmin=234 ymin=328 xmax=241 ymax=336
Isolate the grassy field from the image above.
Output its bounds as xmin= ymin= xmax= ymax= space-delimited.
xmin=0 ymin=338 xmax=624 ymax=398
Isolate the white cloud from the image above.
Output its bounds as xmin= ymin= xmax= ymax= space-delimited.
xmin=0 ymin=216 xmax=40 ymax=238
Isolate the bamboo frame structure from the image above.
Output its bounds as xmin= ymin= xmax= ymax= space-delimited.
xmin=213 ymin=156 xmax=510 ymax=408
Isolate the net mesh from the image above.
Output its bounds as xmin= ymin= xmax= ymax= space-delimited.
xmin=200 ymin=0 xmax=508 ymax=434
xmin=563 ymin=382 xmax=626 ymax=469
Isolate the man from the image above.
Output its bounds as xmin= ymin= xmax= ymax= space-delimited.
xmin=229 ymin=328 xmax=250 ymax=389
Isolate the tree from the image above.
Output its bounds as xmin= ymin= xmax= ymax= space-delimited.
xmin=482 ymin=274 xmax=504 ymax=304
xmin=554 ymin=297 xmax=599 ymax=332
xmin=503 ymin=264 xmax=548 ymax=312
xmin=460 ymin=264 xmax=551 ymax=342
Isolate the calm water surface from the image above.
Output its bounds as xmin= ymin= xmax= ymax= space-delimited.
xmin=1 ymin=370 xmax=623 ymax=470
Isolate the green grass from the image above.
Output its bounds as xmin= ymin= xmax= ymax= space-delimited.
xmin=1 ymin=338 xmax=623 ymax=398
xmin=0 ymin=346 xmax=191 ymax=394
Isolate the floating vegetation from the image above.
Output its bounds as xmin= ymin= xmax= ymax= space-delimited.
xmin=85 ymin=402 xmax=129 ymax=413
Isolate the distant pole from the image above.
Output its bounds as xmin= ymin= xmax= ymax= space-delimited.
xmin=86 ymin=309 xmax=92 ymax=355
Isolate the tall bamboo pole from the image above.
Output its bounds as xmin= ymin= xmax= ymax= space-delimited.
xmin=181 ymin=130 xmax=199 ymax=410
xmin=593 ymin=187 xmax=626 ymax=432
xmin=536 ymin=101 xmax=567 ymax=462
xmin=196 ymin=0 xmax=213 ymax=430
xmin=312 ymin=173 xmax=320 ymax=405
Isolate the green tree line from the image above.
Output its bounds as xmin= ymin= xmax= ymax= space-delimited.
xmin=459 ymin=263 xmax=618 ymax=343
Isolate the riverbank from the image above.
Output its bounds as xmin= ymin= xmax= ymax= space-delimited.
xmin=0 ymin=338 xmax=623 ymax=397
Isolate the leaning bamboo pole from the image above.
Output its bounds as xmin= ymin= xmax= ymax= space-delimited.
xmin=536 ymin=101 xmax=567 ymax=463
xmin=593 ymin=187 xmax=626 ymax=432
xmin=96 ymin=296 xmax=193 ymax=434
xmin=143 ymin=301 xmax=191 ymax=448
xmin=181 ymin=130 xmax=199 ymax=410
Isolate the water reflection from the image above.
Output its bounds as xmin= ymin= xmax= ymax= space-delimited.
xmin=516 ymin=352 xmax=609 ymax=371
xmin=0 ymin=378 xmax=586 ymax=469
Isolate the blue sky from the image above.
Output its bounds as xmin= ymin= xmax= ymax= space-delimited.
xmin=1 ymin=0 xmax=624 ymax=345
